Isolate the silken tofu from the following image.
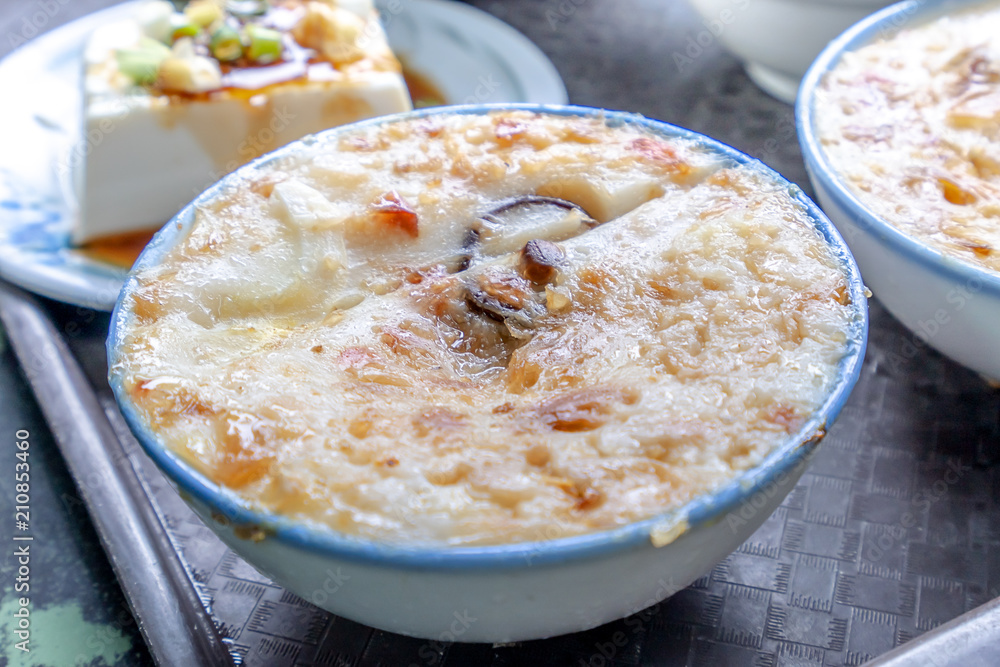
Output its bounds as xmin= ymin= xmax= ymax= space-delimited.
xmin=77 ymin=0 xmax=411 ymax=244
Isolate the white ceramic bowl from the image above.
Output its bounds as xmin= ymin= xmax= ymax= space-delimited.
xmin=687 ymin=0 xmax=894 ymax=102
xmin=797 ymin=0 xmax=1000 ymax=382
xmin=108 ymin=104 xmax=868 ymax=642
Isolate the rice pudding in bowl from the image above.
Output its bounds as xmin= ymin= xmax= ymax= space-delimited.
xmin=109 ymin=105 xmax=867 ymax=640
xmin=799 ymin=0 xmax=1000 ymax=380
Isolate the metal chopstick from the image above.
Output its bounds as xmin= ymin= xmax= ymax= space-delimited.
xmin=0 ymin=280 xmax=233 ymax=667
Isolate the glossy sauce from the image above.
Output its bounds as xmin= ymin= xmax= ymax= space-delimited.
xmin=403 ymin=66 xmax=445 ymax=108
xmin=78 ymin=229 xmax=157 ymax=268
xmin=220 ymin=44 xmax=310 ymax=91
xmin=154 ymin=5 xmax=320 ymax=98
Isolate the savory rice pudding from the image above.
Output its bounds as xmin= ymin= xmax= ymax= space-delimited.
xmin=113 ymin=110 xmax=855 ymax=545
xmin=815 ymin=2 xmax=1000 ymax=272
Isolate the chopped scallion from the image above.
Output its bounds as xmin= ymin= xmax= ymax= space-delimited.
xmin=185 ymin=1 xmax=223 ymax=29
xmin=169 ymin=14 xmax=201 ymax=41
xmin=245 ymin=24 xmax=283 ymax=65
xmin=210 ymin=24 xmax=244 ymax=62
xmin=116 ymin=48 xmax=169 ymax=85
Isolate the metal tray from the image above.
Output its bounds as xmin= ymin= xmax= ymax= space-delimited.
xmin=4 ymin=0 xmax=1000 ymax=664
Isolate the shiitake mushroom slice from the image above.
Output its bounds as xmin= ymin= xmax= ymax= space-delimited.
xmin=517 ymin=239 xmax=565 ymax=286
xmin=454 ymin=195 xmax=596 ymax=272
xmin=443 ymin=196 xmax=590 ymax=355
xmin=463 ymin=268 xmax=548 ymax=336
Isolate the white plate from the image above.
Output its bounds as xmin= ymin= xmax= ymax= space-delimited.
xmin=0 ymin=0 xmax=567 ymax=311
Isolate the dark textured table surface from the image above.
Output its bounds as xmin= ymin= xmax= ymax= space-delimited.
xmin=3 ymin=1 xmax=1000 ymax=666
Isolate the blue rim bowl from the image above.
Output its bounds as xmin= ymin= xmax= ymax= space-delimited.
xmin=108 ymin=103 xmax=869 ymax=571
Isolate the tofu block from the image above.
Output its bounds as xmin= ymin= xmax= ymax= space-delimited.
xmin=76 ymin=0 xmax=411 ymax=244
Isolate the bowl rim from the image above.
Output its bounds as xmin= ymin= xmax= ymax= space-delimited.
xmin=796 ymin=0 xmax=1000 ymax=299
xmin=108 ymin=103 xmax=869 ymax=571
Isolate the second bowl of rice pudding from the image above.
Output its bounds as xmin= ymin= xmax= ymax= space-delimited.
xmin=799 ymin=0 xmax=1000 ymax=380
xmin=109 ymin=104 xmax=867 ymax=641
